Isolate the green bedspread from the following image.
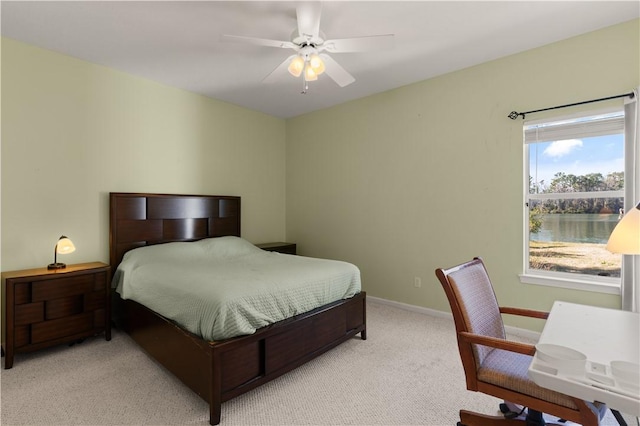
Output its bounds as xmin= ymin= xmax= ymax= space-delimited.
xmin=113 ymin=236 xmax=361 ymax=341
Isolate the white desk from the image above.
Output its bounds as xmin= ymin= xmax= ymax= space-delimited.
xmin=528 ymin=301 xmax=640 ymax=417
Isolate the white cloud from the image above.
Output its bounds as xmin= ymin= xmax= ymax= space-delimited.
xmin=543 ymin=139 xmax=583 ymax=158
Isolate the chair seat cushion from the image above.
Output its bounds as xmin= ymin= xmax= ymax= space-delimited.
xmin=477 ymin=348 xmax=578 ymax=410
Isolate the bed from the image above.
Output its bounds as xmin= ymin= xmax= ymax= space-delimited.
xmin=109 ymin=192 xmax=367 ymax=425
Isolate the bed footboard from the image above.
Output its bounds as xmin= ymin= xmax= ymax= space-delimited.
xmin=119 ymin=291 xmax=367 ymax=425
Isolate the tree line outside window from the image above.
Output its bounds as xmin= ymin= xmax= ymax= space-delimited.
xmin=529 ymin=171 xmax=624 ymax=233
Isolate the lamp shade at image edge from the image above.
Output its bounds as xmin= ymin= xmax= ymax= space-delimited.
xmin=606 ymin=202 xmax=640 ymax=254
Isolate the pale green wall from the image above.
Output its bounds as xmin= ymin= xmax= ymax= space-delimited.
xmin=3 ymin=20 xmax=639 ymax=331
xmin=1 ymin=38 xmax=287 ymax=271
xmin=286 ymin=19 xmax=640 ymax=329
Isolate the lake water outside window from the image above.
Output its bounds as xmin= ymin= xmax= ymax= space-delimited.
xmin=524 ymin=109 xmax=625 ymax=283
xmin=528 ymin=203 xmax=622 ymax=277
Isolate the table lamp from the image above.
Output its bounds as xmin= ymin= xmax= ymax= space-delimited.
xmin=47 ymin=235 xmax=76 ymax=270
xmin=607 ymin=202 xmax=640 ymax=312
xmin=607 ymin=202 xmax=640 ymax=254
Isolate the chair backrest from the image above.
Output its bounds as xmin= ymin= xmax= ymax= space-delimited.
xmin=435 ymin=258 xmax=506 ymax=388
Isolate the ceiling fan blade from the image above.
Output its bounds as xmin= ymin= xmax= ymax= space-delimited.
xmin=221 ymin=34 xmax=295 ymax=49
xmin=262 ymin=55 xmax=296 ymax=84
xmin=322 ymin=34 xmax=394 ymax=53
xmin=296 ymin=1 xmax=322 ymax=40
xmin=320 ymin=54 xmax=355 ymax=87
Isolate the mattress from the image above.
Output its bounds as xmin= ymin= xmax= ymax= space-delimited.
xmin=113 ymin=236 xmax=361 ymax=341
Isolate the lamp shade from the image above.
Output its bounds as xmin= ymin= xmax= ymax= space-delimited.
xmin=288 ymin=56 xmax=304 ymax=77
xmin=309 ymin=54 xmax=325 ymax=75
xmin=56 ymin=237 xmax=76 ymax=254
xmin=606 ymin=202 xmax=640 ymax=254
xmin=304 ymin=64 xmax=318 ymax=81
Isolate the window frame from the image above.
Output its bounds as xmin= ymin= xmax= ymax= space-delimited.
xmin=520 ymin=106 xmax=625 ymax=294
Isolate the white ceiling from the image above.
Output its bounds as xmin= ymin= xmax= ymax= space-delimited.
xmin=2 ymin=1 xmax=638 ymax=119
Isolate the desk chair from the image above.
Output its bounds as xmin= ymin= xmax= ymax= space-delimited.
xmin=435 ymin=257 xmax=601 ymax=426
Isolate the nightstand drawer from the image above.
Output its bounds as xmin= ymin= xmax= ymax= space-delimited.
xmin=31 ymin=312 xmax=93 ymax=343
xmin=14 ymin=283 xmax=31 ymax=305
xmin=46 ymin=294 xmax=84 ymax=319
xmin=32 ymin=274 xmax=96 ymax=302
xmin=15 ymin=326 xmax=29 ymax=348
xmin=15 ymin=302 xmax=45 ymax=325
xmin=85 ymin=292 xmax=107 ymax=312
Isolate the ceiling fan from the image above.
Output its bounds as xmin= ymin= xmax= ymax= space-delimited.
xmin=221 ymin=1 xmax=394 ymax=92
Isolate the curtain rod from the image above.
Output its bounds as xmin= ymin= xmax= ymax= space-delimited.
xmin=508 ymin=91 xmax=635 ymax=120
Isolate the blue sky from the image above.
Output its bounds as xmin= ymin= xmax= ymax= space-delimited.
xmin=529 ymin=134 xmax=624 ymax=188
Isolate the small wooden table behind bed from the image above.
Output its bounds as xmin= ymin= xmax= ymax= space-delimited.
xmin=109 ymin=192 xmax=367 ymax=425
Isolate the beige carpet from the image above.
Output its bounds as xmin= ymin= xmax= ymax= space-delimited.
xmin=0 ymin=300 xmax=635 ymax=425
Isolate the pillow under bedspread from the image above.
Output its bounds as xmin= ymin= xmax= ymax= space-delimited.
xmin=113 ymin=236 xmax=361 ymax=341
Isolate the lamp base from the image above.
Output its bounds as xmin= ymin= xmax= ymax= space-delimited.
xmin=47 ymin=262 xmax=67 ymax=270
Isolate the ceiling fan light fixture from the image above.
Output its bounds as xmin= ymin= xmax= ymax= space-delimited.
xmin=309 ymin=53 xmax=325 ymax=75
xmin=288 ymin=55 xmax=305 ymax=77
xmin=304 ymin=63 xmax=318 ymax=81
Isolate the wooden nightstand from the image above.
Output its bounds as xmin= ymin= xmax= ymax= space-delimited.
xmin=1 ymin=262 xmax=110 ymax=368
xmin=256 ymin=242 xmax=297 ymax=255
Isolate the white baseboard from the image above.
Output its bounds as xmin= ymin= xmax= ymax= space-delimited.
xmin=367 ymin=295 xmax=541 ymax=342
xmin=368 ymin=295 xmax=453 ymax=319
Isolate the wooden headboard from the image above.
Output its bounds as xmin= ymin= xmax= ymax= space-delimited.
xmin=109 ymin=192 xmax=241 ymax=275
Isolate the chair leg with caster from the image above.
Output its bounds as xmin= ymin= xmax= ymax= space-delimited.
xmin=500 ymin=402 xmax=525 ymax=419
xmin=525 ymin=410 xmax=545 ymax=426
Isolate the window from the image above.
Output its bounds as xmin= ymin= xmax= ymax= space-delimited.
xmin=521 ymin=108 xmax=625 ymax=293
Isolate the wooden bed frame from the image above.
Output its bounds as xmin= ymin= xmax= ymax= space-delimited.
xmin=109 ymin=192 xmax=367 ymax=425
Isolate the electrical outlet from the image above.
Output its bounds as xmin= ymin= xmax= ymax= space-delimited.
xmin=414 ymin=276 xmax=422 ymax=288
